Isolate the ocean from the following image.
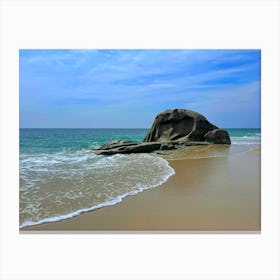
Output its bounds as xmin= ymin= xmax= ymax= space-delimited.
xmin=19 ymin=128 xmax=261 ymax=228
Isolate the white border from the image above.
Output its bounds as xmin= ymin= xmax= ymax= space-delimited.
xmin=1 ymin=0 xmax=279 ymax=279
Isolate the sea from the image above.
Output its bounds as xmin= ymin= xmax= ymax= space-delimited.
xmin=19 ymin=128 xmax=261 ymax=229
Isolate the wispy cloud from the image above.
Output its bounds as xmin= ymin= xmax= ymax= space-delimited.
xmin=20 ymin=49 xmax=260 ymax=128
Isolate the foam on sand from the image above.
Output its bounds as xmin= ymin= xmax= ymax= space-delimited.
xmin=20 ymin=152 xmax=175 ymax=229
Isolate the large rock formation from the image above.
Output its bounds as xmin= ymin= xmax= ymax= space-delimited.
xmin=94 ymin=109 xmax=231 ymax=155
xmin=144 ymin=109 xmax=218 ymax=142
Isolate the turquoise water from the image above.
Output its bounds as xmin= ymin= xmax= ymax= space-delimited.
xmin=19 ymin=128 xmax=171 ymax=228
xmin=20 ymin=128 xmax=261 ymax=154
xmin=20 ymin=128 xmax=148 ymax=154
xmin=19 ymin=128 xmax=260 ymax=228
xmin=226 ymin=128 xmax=260 ymax=137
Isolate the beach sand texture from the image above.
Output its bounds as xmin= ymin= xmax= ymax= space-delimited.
xmin=23 ymin=145 xmax=260 ymax=231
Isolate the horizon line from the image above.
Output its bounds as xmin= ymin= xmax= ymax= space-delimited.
xmin=19 ymin=127 xmax=261 ymax=129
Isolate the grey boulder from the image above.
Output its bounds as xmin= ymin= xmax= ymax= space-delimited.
xmin=204 ymin=129 xmax=231 ymax=144
xmin=144 ymin=109 xmax=218 ymax=142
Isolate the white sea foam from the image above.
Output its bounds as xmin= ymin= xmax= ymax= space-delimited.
xmin=19 ymin=132 xmax=261 ymax=229
xmin=231 ymin=135 xmax=261 ymax=145
xmin=19 ymin=152 xmax=175 ymax=229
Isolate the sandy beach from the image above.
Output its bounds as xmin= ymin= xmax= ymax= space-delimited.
xmin=22 ymin=145 xmax=260 ymax=231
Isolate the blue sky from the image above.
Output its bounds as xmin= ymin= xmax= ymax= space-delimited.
xmin=20 ymin=49 xmax=260 ymax=128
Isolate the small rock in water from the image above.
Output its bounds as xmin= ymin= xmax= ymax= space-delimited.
xmin=95 ymin=142 xmax=162 ymax=155
xmin=97 ymin=140 xmax=137 ymax=150
xmin=204 ymin=129 xmax=231 ymax=144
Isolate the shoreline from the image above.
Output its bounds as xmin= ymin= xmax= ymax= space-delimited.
xmin=22 ymin=145 xmax=260 ymax=231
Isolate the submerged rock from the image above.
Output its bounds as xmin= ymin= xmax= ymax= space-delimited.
xmin=97 ymin=140 xmax=137 ymax=150
xmin=159 ymin=142 xmax=177 ymax=150
xmin=95 ymin=142 xmax=161 ymax=155
xmin=94 ymin=109 xmax=231 ymax=155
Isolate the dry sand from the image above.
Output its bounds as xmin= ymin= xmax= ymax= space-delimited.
xmin=22 ymin=146 xmax=260 ymax=231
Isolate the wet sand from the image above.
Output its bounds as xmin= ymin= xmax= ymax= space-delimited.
xmin=22 ymin=146 xmax=260 ymax=231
